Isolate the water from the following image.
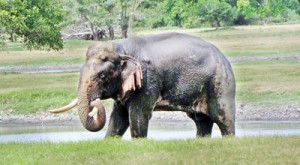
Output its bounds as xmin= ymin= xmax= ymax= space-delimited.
xmin=1 ymin=121 xmax=300 ymax=143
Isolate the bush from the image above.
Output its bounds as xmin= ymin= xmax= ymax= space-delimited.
xmin=234 ymin=14 xmax=251 ymax=25
xmin=152 ymin=17 xmax=166 ymax=28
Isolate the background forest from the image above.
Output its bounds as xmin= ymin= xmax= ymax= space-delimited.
xmin=1 ymin=0 xmax=300 ymax=50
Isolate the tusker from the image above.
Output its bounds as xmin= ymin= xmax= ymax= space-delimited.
xmin=50 ymin=32 xmax=236 ymax=138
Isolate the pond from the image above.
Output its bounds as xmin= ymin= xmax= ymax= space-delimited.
xmin=1 ymin=121 xmax=300 ymax=143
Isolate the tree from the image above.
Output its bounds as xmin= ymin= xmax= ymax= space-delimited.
xmin=69 ymin=0 xmax=117 ymax=40
xmin=237 ymin=0 xmax=257 ymax=19
xmin=198 ymin=0 xmax=236 ymax=29
xmin=119 ymin=0 xmax=130 ymax=38
xmin=119 ymin=0 xmax=142 ymax=38
xmin=257 ymin=0 xmax=287 ymax=25
xmin=237 ymin=0 xmax=293 ymax=25
xmin=0 ymin=0 xmax=64 ymax=50
xmin=140 ymin=0 xmax=169 ymax=28
xmin=76 ymin=0 xmax=103 ymax=40
xmin=226 ymin=0 xmax=238 ymax=6
xmin=165 ymin=0 xmax=184 ymax=27
xmin=146 ymin=0 xmax=201 ymax=28
xmin=103 ymin=0 xmax=117 ymax=40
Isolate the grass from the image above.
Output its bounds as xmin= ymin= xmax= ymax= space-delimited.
xmin=0 ymin=72 xmax=112 ymax=114
xmin=0 ymin=40 xmax=93 ymax=67
xmin=0 ymin=136 xmax=299 ymax=164
xmin=0 ymin=73 xmax=112 ymax=114
xmin=0 ymin=72 xmax=78 ymax=114
xmin=192 ymin=24 xmax=300 ymax=57
xmin=137 ymin=24 xmax=300 ymax=57
xmin=234 ymin=60 xmax=300 ymax=106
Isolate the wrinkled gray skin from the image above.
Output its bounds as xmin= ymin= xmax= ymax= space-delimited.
xmin=78 ymin=33 xmax=236 ymax=138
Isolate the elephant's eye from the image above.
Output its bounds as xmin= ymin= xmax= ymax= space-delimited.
xmin=100 ymin=74 xmax=106 ymax=79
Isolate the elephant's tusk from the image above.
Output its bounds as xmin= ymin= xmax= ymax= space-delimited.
xmin=88 ymin=107 xmax=99 ymax=120
xmin=49 ymin=98 xmax=78 ymax=114
xmin=88 ymin=98 xmax=101 ymax=120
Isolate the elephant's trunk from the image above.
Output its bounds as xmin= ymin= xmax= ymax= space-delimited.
xmin=77 ymin=80 xmax=106 ymax=132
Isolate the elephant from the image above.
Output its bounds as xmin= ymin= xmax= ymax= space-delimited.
xmin=50 ymin=32 xmax=236 ymax=138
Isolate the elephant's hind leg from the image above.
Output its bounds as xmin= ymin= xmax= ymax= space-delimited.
xmin=187 ymin=112 xmax=214 ymax=137
xmin=207 ymin=77 xmax=236 ymax=136
xmin=207 ymin=94 xmax=235 ymax=136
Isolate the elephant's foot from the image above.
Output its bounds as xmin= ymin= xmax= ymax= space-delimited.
xmin=129 ymin=115 xmax=150 ymax=138
xmin=216 ymin=119 xmax=235 ymax=136
xmin=187 ymin=112 xmax=214 ymax=137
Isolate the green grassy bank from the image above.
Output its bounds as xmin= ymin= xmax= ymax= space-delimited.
xmin=0 ymin=136 xmax=299 ymax=165
xmin=0 ymin=40 xmax=92 ymax=67
xmin=0 ymin=72 xmax=112 ymax=114
xmin=234 ymin=60 xmax=300 ymax=106
xmin=193 ymin=25 xmax=300 ymax=57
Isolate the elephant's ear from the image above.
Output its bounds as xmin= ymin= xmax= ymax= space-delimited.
xmin=120 ymin=55 xmax=143 ymax=102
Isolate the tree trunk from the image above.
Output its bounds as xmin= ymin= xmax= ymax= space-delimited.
xmin=121 ymin=23 xmax=128 ymax=38
xmin=128 ymin=0 xmax=142 ymax=35
xmin=108 ymin=26 xmax=114 ymax=40
xmin=120 ymin=1 xmax=129 ymax=38
xmin=9 ymin=30 xmax=15 ymax=42
xmin=90 ymin=23 xmax=98 ymax=41
xmin=212 ymin=20 xmax=220 ymax=30
xmin=263 ymin=16 xmax=271 ymax=26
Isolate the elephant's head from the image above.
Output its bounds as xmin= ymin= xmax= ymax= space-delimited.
xmin=50 ymin=42 xmax=142 ymax=132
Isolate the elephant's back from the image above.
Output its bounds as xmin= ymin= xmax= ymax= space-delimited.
xmin=142 ymin=33 xmax=218 ymax=74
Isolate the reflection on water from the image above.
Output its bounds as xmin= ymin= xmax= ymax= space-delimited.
xmin=0 ymin=121 xmax=300 ymax=143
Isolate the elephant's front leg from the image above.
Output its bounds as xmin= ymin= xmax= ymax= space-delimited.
xmin=128 ymin=89 xmax=159 ymax=138
xmin=129 ymin=107 xmax=152 ymax=138
xmin=105 ymin=101 xmax=129 ymax=138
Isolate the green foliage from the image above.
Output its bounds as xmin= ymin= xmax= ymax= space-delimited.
xmin=1 ymin=0 xmax=298 ymax=45
xmin=142 ymin=1 xmax=172 ymax=28
xmin=198 ymin=0 xmax=236 ymax=28
xmin=257 ymin=0 xmax=286 ymax=24
xmin=140 ymin=0 xmax=237 ymax=29
xmin=139 ymin=0 xmax=300 ymax=29
xmin=0 ymin=0 xmax=64 ymax=50
xmin=237 ymin=0 xmax=257 ymax=19
xmin=237 ymin=0 xmax=300 ymax=25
